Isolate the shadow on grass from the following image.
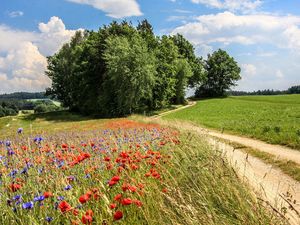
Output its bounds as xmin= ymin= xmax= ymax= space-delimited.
xmin=22 ymin=110 xmax=96 ymax=122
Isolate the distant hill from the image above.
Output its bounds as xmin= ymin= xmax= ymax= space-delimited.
xmin=0 ymin=92 xmax=46 ymax=100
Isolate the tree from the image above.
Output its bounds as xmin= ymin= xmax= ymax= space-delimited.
xmin=196 ymin=49 xmax=241 ymax=97
xmin=46 ymin=21 xmax=200 ymax=116
xmin=152 ymin=36 xmax=179 ymax=109
xmin=101 ymin=34 xmax=156 ymax=116
xmin=173 ymin=59 xmax=192 ymax=104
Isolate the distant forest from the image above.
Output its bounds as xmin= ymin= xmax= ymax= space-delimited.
xmin=0 ymin=92 xmax=61 ymax=118
xmin=0 ymin=92 xmax=46 ymax=100
xmin=229 ymin=85 xmax=300 ymax=96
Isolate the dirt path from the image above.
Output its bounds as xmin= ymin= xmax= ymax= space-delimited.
xmin=150 ymin=101 xmax=196 ymax=119
xmin=152 ymin=119 xmax=300 ymax=224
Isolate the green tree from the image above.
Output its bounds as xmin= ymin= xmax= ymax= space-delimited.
xmin=173 ymin=59 xmax=193 ymax=104
xmin=196 ymin=49 xmax=241 ymax=97
xmin=171 ymin=34 xmax=206 ymax=88
xmin=101 ymin=33 xmax=156 ymax=116
xmin=152 ymin=36 xmax=179 ymax=109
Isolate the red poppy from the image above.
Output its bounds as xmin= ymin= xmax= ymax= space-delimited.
xmin=121 ymin=198 xmax=132 ymax=205
xmin=114 ymin=194 xmax=122 ymax=201
xmin=73 ymin=209 xmax=79 ymax=216
xmin=110 ymin=203 xmax=117 ymax=209
xmin=133 ymin=200 xmax=143 ymax=207
xmin=10 ymin=183 xmax=21 ymax=192
xmin=43 ymin=191 xmax=53 ymax=198
xmin=81 ymin=214 xmax=92 ymax=224
xmin=113 ymin=211 xmax=123 ymax=220
xmin=79 ymin=194 xmax=89 ymax=204
xmin=111 ymin=176 xmax=120 ymax=182
xmin=58 ymin=201 xmax=72 ymax=213
xmin=85 ymin=209 xmax=93 ymax=216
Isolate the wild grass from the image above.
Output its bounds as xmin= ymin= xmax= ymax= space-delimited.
xmin=164 ymin=94 xmax=300 ymax=149
xmin=220 ymin=139 xmax=300 ymax=182
xmin=0 ymin=113 xmax=284 ymax=224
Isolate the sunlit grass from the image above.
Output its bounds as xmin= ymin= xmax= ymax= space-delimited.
xmin=0 ymin=114 xmax=284 ymax=224
xmin=164 ymin=95 xmax=300 ymax=149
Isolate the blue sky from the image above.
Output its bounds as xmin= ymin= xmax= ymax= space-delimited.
xmin=0 ymin=0 xmax=300 ymax=93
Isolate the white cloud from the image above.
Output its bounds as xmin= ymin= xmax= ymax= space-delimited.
xmin=38 ymin=16 xmax=78 ymax=56
xmin=241 ymin=64 xmax=257 ymax=76
xmin=66 ymin=0 xmax=142 ymax=18
xmin=191 ymin=0 xmax=262 ymax=13
xmin=0 ymin=17 xmax=78 ymax=93
xmin=8 ymin=11 xmax=24 ymax=18
xmin=171 ymin=12 xmax=300 ymax=51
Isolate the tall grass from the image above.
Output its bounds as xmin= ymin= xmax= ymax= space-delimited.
xmin=0 ymin=115 xmax=284 ymax=224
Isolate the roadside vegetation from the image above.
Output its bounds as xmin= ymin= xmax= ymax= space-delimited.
xmin=216 ymin=138 xmax=300 ymax=182
xmin=0 ymin=112 xmax=284 ymax=224
xmin=164 ymin=95 xmax=300 ymax=149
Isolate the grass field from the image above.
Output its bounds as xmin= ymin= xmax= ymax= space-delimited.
xmin=0 ymin=112 xmax=283 ymax=224
xmin=164 ymin=94 xmax=300 ymax=149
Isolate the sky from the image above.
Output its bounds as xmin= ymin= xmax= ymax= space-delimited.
xmin=0 ymin=0 xmax=300 ymax=93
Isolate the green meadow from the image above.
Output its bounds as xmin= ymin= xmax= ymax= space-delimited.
xmin=164 ymin=94 xmax=300 ymax=149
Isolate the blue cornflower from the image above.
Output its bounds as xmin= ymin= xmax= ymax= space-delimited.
xmin=9 ymin=169 xmax=18 ymax=177
xmin=64 ymin=185 xmax=72 ymax=191
xmin=22 ymin=201 xmax=34 ymax=209
xmin=33 ymin=136 xmax=43 ymax=143
xmin=17 ymin=128 xmax=23 ymax=134
xmin=57 ymin=196 xmax=64 ymax=201
xmin=5 ymin=141 xmax=11 ymax=147
xmin=45 ymin=216 xmax=53 ymax=222
xmin=34 ymin=196 xmax=45 ymax=202
xmin=20 ymin=167 xmax=28 ymax=174
xmin=13 ymin=195 xmax=22 ymax=201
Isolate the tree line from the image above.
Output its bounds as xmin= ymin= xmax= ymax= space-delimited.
xmin=0 ymin=92 xmax=46 ymax=100
xmin=229 ymin=85 xmax=300 ymax=96
xmin=0 ymin=99 xmax=62 ymax=118
xmin=46 ymin=20 xmax=241 ymax=117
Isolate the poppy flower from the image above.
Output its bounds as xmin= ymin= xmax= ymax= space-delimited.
xmin=110 ymin=203 xmax=117 ymax=209
xmin=113 ymin=211 xmax=123 ymax=220
xmin=73 ymin=209 xmax=79 ymax=216
xmin=114 ymin=194 xmax=122 ymax=201
xmin=111 ymin=176 xmax=120 ymax=182
xmin=133 ymin=200 xmax=143 ymax=207
xmin=81 ymin=214 xmax=92 ymax=224
xmin=85 ymin=209 xmax=93 ymax=217
xmin=121 ymin=198 xmax=132 ymax=205
xmin=44 ymin=192 xmax=53 ymax=198
xmin=58 ymin=201 xmax=72 ymax=213
xmin=79 ymin=194 xmax=89 ymax=204
xmin=10 ymin=183 xmax=21 ymax=192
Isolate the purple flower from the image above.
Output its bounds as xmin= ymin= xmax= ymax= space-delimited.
xmin=13 ymin=195 xmax=22 ymax=201
xmin=22 ymin=201 xmax=34 ymax=209
xmin=34 ymin=196 xmax=45 ymax=202
xmin=64 ymin=185 xmax=72 ymax=191
xmin=17 ymin=128 xmax=23 ymax=134
xmin=57 ymin=196 xmax=64 ymax=201
xmin=45 ymin=216 xmax=53 ymax=222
